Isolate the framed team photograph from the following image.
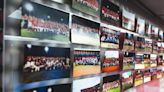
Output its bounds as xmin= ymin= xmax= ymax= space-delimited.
xmin=143 ymin=70 xmax=151 ymax=83
xmin=156 ymin=69 xmax=163 ymax=79
xmin=123 ymin=33 xmax=135 ymax=51
xmin=158 ymin=42 xmax=164 ymax=54
xmin=134 ymin=70 xmax=144 ymax=87
xmin=144 ymin=38 xmax=152 ymax=53
xmin=162 ymin=43 xmax=164 ymax=53
xmin=73 ymin=49 xmax=101 ymax=77
xmin=21 ymin=1 xmax=70 ymax=42
xmin=20 ymin=45 xmax=71 ymax=83
xmin=73 ymin=77 xmax=101 ymax=92
xmin=101 ymin=0 xmax=121 ymax=26
xmin=158 ymin=30 xmax=164 ymax=41
xmin=100 ymin=27 xmax=120 ymax=49
xmin=23 ymin=84 xmax=71 ymax=92
xmin=135 ymin=37 xmax=145 ymax=52
xmin=122 ymin=8 xmax=135 ymax=31
xmin=136 ymin=17 xmax=145 ymax=35
xmin=150 ymin=69 xmax=162 ymax=80
xmin=153 ymin=41 xmax=159 ymax=53
xmin=71 ymin=15 xmax=100 ymax=46
xmin=123 ymin=52 xmax=135 ymax=70
xmin=150 ymin=54 xmax=157 ymax=67
xmin=102 ymin=50 xmax=120 ymax=72
xmin=158 ymin=55 xmax=164 ymax=66
xmin=102 ymin=74 xmax=120 ymax=92
xmin=145 ymin=23 xmax=152 ymax=37
xmin=121 ymin=71 xmax=133 ymax=91
xmin=143 ymin=54 xmax=151 ymax=68
xmin=151 ymin=25 xmax=159 ymax=40
xmin=72 ymin=0 xmax=101 ymax=17
xmin=135 ymin=53 xmax=145 ymax=69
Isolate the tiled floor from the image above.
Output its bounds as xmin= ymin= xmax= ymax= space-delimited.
xmin=125 ymin=78 xmax=164 ymax=92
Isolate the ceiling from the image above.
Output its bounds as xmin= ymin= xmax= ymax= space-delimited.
xmin=139 ymin=0 xmax=164 ymax=20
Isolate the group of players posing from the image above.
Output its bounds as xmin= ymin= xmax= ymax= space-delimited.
xmin=21 ymin=15 xmax=69 ymax=37
xmin=23 ymin=56 xmax=70 ymax=72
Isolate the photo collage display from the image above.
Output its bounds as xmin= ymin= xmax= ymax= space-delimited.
xmin=4 ymin=0 xmax=164 ymax=92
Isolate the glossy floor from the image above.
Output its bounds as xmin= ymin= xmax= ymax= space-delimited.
xmin=125 ymin=78 xmax=164 ymax=92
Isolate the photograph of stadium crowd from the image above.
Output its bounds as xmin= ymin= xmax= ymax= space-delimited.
xmin=135 ymin=53 xmax=144 ymax=69
xmin=71 ymin=16 xmax=100 ymax=46
xmin=144 ymin=39 xmax=152 ymax=53
xmin=20 ymin=45 xmax=71 ymax=83
xmin=134 ymin=70 xmax=144 ymax=86
xmin=21 ymin=1 xmax=70 ymax=42
xmin=102 ymin=50 xmax=120 ymax=72
xmin=136 ymin=17 xmax=145 ymax=36
xmin=135 ymin=37 xmax=145 ymax=52
xmin=121 ymin=71 xmax=133 ymax=91
xmin=101 ymin=0 xmax=121 ymax=26
xmin=72 ymin=0 xmax=101 ymax=17
xmin=73 ymin=77 xmax=101 ymax=92
xmin=100 ymin=27 xmax=120 ymax=49
xmin=103 ymin=74 xmax=120 ymax=92
xmin=123 ymin=33 xmax=135 ymax=51
xmin=143 ymin=54 xmax=151 ymax=68
xmin=122 ymin=8 xmax=135 ymax=31
xmin=23 ymin=83 xmax=71 ymax=92
xmin=73 ymin=49 xmax=100 ymax=77
xmin=123 ymin=52 xmax=135 ymax=70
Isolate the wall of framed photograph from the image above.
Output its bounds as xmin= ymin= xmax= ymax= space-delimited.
xmin=2 ymin=0 xmax=164 ymax=92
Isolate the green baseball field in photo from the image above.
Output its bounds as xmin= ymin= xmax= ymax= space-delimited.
xmin=72 ymin=0 xmax=100 ymax=17
xmin=108 ymin=86 xmax=120 ymax=92
xmin=21 ymin=29 xmax=70 ymax=42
